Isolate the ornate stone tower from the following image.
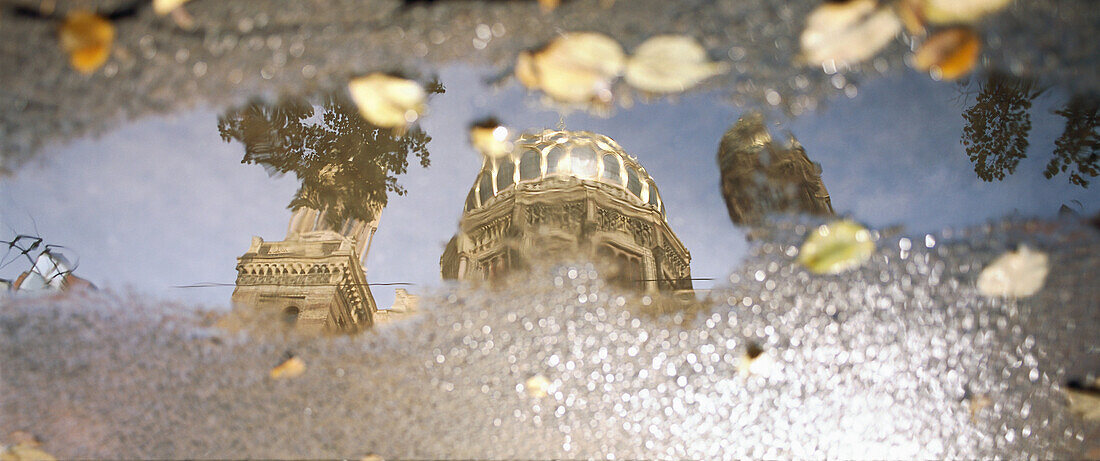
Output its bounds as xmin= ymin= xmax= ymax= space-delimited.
xmin=232 ymin=206 xmax=380 ymax=333
xmin=441 ymin=129 xmax=692 ymax=293
xmin=717 ymin=113 xmax=834 ymax=227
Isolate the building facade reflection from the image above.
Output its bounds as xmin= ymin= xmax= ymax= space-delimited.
xmin=717 ymin=112 xmax=834 ymax=227
xmin=220 ymin=89 xmax=440 ymax=333
xmin=441 ymin=129 xmax=693 ymax=293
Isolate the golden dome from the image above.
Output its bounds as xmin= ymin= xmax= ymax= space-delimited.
xmin=464 ymin=129 xmax=665 ymax=216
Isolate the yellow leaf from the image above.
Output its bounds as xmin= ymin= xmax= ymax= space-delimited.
xmin=799 ymin=0 xmax=901 ymax=67
xmin=0 ymin=444 xmax=57 ymax=461
xmin=520 ymin=32 xmax=624 ymax=103
xmin=59 ymin=11 xmax=115 ymax=75
xmin=270 ymin=356 xmax=306 ymax=379
xmin=525 ymin=374 xmax=551 ymax=398
xmin=469 ymin=122 xmax=513 ymax=159
xmin=797 ymin=220 xmax=876 ymax=275
xmin=347 ymin=74 xmax=426 ymax=131
xmin=152 ymin=0 xmax=191 ymax=15
xmin=624 ymin=35 xmax=729 ymax=94
xmin=922 ymin=0 xmax=1012 ymax=24
xmin=977 ymin=245 xmax=1050 ymax=298
xmin=913 ymin=27 xmax=981 ymax=80
xmin=538 ymin=0 xmax=560 ymax=13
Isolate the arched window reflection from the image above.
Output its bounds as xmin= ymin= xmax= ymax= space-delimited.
xmin=601 ymin=154 xmax=621 ymax=184
xmin=626 ymin=167 xmax=642 ymax=197
xmin=478 ymin=172 xmax=494 ymax=205
xmin=465 ymin=187 xmax=478 ymax=211
xmin=282 ymin=306 xmax=300 ymax=325
xmin=519 ymin=149 xmax=541 ymax=180
xmin=572 ymin=145 xmax=598 ymax=179
xmin=546 ymin=146 xmax=567 ymax=175
xmin=496 ymin=160 xmax=516 ymax=192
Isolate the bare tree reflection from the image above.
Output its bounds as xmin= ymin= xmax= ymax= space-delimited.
xmin=717 ymin=112 xmax=834 ymax=227
xmin=217 ymin=83 xmax=444 ymax=228
xmin=1044 ymin=95 xmax=1098 ymax=188
xmin=961 ymin=73 xmax=1043 ymax=182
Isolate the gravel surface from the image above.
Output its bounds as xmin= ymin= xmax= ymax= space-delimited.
xmin=2 ymin=216 xmax=1097 ymax=458
xmin=2 ymin=0 xmax=1098 ymax=172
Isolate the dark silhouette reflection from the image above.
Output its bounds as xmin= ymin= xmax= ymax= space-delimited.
xmin=717 ymin=112 xmax=834 ymax=227
xmin=962 ymin=73 xmax=1043 ymax=182
xmin=1045 ymin=95 xmax=1098 ymax=188
xmin=217 ymin=83 xmax=444 ymax=228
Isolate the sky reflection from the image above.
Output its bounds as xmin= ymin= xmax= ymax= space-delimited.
xmin=1 ymin=65 xmax=1094 ymax=308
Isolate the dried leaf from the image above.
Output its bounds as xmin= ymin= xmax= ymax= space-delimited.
xmin=976 ymin=245 xmax=1049 ymax=298
xmin=799 ymin=0 xmax=901 ymax=67
xmin=152 ymin=0 xmax=190 ymax=15
xmin=624 ymin=35 xmax=729 ymax=94
xmin=6 ymin=433 xmax=38 ymax=448
xmin=525 ymin=374 xmax=551 ymax=398
xmin=1065 ymin=387 xmax=1100 ymax=421
xmin=913 ymin=27 xmax=981 ymax=80
xmin=797 ymin=220 xmax=876 ymax=275
xmin=895 ymin=0 xmax=928 ymax=36
xmin=58 ymin=11 xmax=115 ymax=75
xmin=538 ymin=0 xmax=560 ymax=13
xmin=0 ymin=444 xmax=57 ymax=461
xmin=922 ymin=0 xmax=1012 ymax=24
xmin=270 ymin=356 xmax=306 ymax=379
xmin=347 ymin=74 xmax=426 ymax=131
xmin=737 ymin=343 xmax=775 ymax=378
xmin=517 ymin=32 xmax=624 ymax=103
xmin=469 ymin=121 xmax=513 ymax=159
xmin=966 ymin=393 xmax=993 ymax=422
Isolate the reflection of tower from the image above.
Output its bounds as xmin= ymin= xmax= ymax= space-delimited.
xmin=441 ymin=129 xmax=692 ymax=293
xmin=717 ymin=113 xmax=834 ymax=226
xmin=231 ymin=205 xmax=381 ymax=333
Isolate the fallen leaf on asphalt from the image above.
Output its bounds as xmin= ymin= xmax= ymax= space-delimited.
xmin=799 ymin=0 xmax=901 ymax=67
xmin=624 ymin=35 xmax=729 ymax=94
xmin=348 ymin=74 xmax=427 ymax=132
xmin=270 ymin=356 xmax=307 ymax=379
xmin=921 ymin=0 xmax=1012 ymax=25
xmin=976 ymin=245 xmax=1049 ymax=298
xmin=797 ymin=220 xmax=876 ymax=275
xmin=59 ymin=11 xmax=115 ymax=75
xmin=516 ymin=32 xmax=624 ymax=104
xmin=913 ymin=27 xmax=981 ymax=80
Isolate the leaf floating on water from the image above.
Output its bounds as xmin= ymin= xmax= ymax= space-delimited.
xmin=737 ymin=342 xmax=775 ymax=378
xmin=799 ymin=0 xmax=901 ymax=67
xmin=797 ymin=220 xmax=876 ymax=275
xmin=525 ymin=374 xmax=551 ymax=398
xmin=538 ymin=0 xmax=561 ymax=13
xmin=921 ymin=0 xmax=1012 ymax=25
xmin=347 ymin=74 xmax=427 ymax=132
xmin=469 ymin=119 xmax=513 ymax=159
xmin=516 ymin=32 xmax=624 ymax=104
xmin=270 ymin=356 xmax=306 ymax=379
xmin=624 ymin=35 xmax=729 ymax=94
xmin=913 ymin=27 xmax=981 ymax=80
xmin=976 ymin=245 xmax=1050 ymax=298
xmin=152 ymin=0 xmax=191 ymax=15
xmin=0 ymin=444 xmax=57 ymax=461
xmin=1064 ymin=379 xmax=1100 ymax=421
xmin=360 ymin=454 xmax=385 ymax=461
xmin=58 ymin=11 xmax=115 ymax=75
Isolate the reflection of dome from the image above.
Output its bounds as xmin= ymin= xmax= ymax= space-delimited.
xmin=443 ymin=129 xmax=691 ymax=294
xmin=464 ymin=130 xmax=665 ymax=216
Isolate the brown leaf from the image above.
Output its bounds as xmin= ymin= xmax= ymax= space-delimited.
xmin=58 ymin=11 xmax=115 ymax=75
xmin=913 ymin=27 xmax=981 ymax=80
xmin=270 ymin=356 xmax=306 ymax=379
